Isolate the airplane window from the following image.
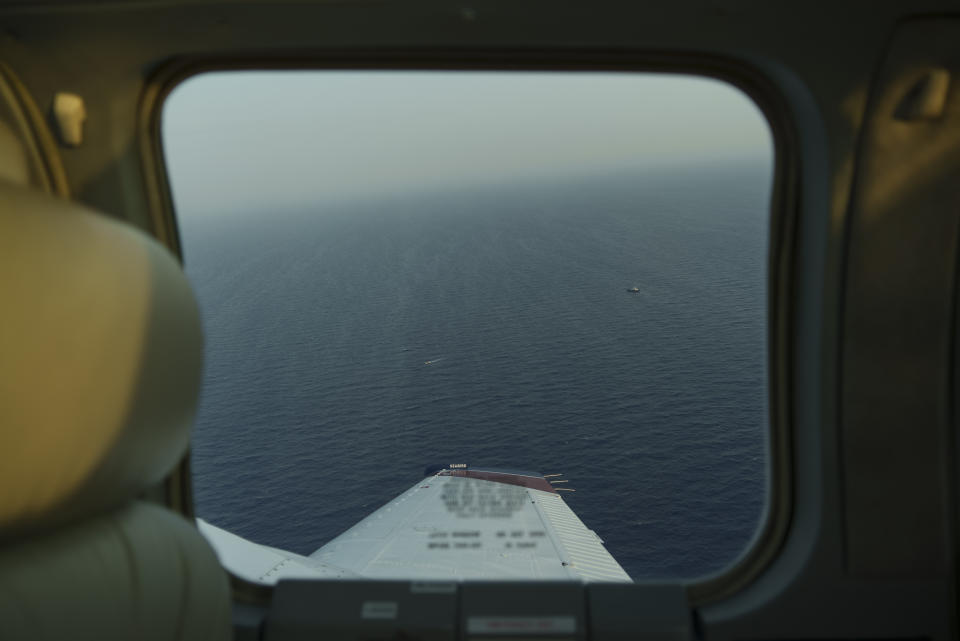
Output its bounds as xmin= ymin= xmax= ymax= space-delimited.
xmin=162 ymin=70 xmax=773 ymax=584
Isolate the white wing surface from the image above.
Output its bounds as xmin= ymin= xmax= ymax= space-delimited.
xmin=199 ymin=468 xmax=632 ymax=585
xmin=197 ymin=519 xmax=361 ymax=583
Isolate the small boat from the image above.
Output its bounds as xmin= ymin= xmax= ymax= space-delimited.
xmin=627 ymin=287 xmax=640 ymax=293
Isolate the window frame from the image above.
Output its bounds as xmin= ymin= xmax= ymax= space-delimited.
xmin=138 ymin=51 xmax=797 ymax=607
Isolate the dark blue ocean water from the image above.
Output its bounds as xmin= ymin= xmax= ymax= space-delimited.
xmin=182 ymin=161 xmax=770 ymax=581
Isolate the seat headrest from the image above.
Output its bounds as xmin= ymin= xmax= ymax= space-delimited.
xmin=0 ymin=180 xmax=203 ymax=539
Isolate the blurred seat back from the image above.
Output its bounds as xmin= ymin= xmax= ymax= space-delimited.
xmin=0 ymin=115 xmax=231 ymax=641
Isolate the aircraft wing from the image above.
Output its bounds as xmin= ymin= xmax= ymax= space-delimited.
xmin=200 ymin=467 xmax=631 ymax=584
xmin=310 ymin=468 xmax=632 ymax=583
xmin=197 ymin=519 xmax=362 ymax=583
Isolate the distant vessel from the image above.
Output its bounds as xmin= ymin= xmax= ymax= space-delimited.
xmin=627 ymin=287 xmax=640 ymax=293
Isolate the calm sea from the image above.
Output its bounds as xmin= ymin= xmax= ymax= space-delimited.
xmin=182 ymin=161 xmax=770 ymax=581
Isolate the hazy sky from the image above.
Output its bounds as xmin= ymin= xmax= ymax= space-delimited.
xmin=162 ymin=71 xmax=772 ymax=216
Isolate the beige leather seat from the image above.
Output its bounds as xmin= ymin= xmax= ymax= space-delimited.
xmin=0 ymin=123 xmax=231 ymax=640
